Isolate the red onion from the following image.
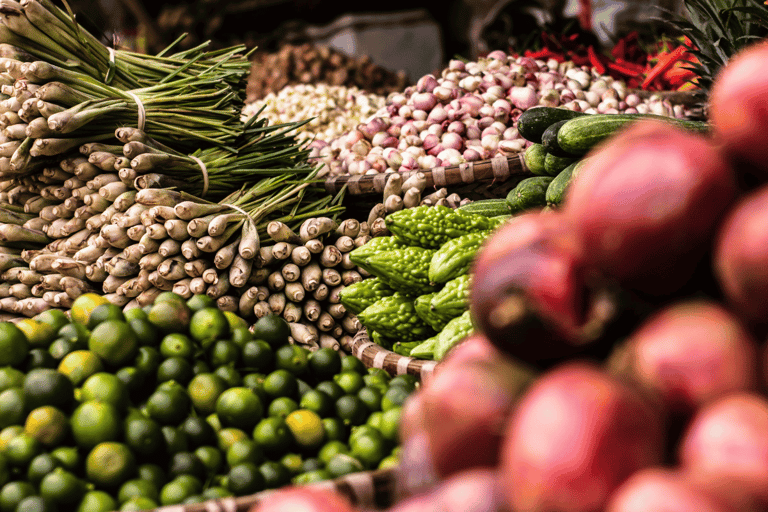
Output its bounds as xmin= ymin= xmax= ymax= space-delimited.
xmin=502 ymin=127 xmax=519 ymax=140
xmin=399 ymin=105 xmax=413 ymax=118
xmin=417 ymin=74 xmax=439 ymax=93
xmin=371 ymin=131 xmax=389 ymax=147
xmin=433 ymin=86 xmax=453 ymax=102
xmin=448 ymin=59 xmax=466 ymax=72
xmin=446 ymin=121 xmax=465 ymax=135
xmin=400 ymin=122 xmax=418 ymax=137
xmin=404 ymin=134 xmax=421 ymax=147
xmin=383 ymin=148 xmax=403 ymax=168
xmin=412 ymin=92 xmax=437 ymax=112
xmin=427 ymin=144 xmax=444 ymax=157
xmin=509 ymin=86 xmax=539 ymax=110
xmin=487 ymin=50 xmax=507 ymax=60
xmin=437 ymin=148 xmax=462 ymax=165
xmin=422 ymin=133 xmax=440 ymax=152
xmin=420 ymin=155 xmax=438 ymax=168
xmin=426 ymin=123 xmax=443 ymax=137
xmin=427 ymin=106 xmax=448 ymax=125
xmin=477 ymin=117 xmax=494 ymax=130
xmin=463 ymin=148 xmax=482 ymax=161
xmin=344 ymin=129 xmax=364 ymax=149
xmin=459 ymin=76 xmax=482 ymax=92
xmin=441 ymin=132 xmax=463 ymax=151
xmin=459 ymin=94 xmax=483 ymax=116
xmin=466 ymin=124 xmax=481 ymax=140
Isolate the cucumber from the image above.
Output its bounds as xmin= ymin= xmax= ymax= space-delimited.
xmin=523 ymin=144 xmax=547 ymax=175
xmin=557 ymin=113 xmax=710 ymax=155
xmin=546 ymin=159 xmax=589 ymax=207
xmin=506 ymin=176 xmax=554 ymax=213
xmin=544 ymin=152 xmax=577 ymax=177
xmin=458 ymin=198 xmax=511 ymax=217
xmin=541 ymin=119 xmax=580 ymax=157
xmin=517 ymin=107 xmax=588 ymax=144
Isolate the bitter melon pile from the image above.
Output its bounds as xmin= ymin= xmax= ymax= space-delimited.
xmin=339 ymin=205 xmax=507 ymax=361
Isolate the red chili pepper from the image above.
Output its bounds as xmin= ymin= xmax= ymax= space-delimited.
xmin=641 ymin=45 xmax=689 ymax=90
xmin=587 ymin=46 xmax=606 ymax=74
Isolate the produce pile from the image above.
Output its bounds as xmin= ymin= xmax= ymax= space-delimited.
xmin=309 ymin=51 xmax=693 ymax=177
xmin=0 ymin=292 xmax=413 ymax=510
xmin=246 ymin=44 xmax=409 ymax=102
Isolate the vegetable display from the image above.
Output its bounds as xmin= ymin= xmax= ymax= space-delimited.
xmin=0 ymin=293 xmax=414 ymax=509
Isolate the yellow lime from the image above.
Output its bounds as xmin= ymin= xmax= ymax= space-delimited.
xmin=70 ymin=294 xmax=110 ymax=326
xmin=0 ymin=425 xmax=23 ymax=452
xmin=187 ymin=373 xmax=227 ymax=416
xmin=0 ymin=323 xmax=29 ymax=367
xmin=58 ymin=350 xmax=104 ymax=387
xmin=24 ymin=406 xmax=69 ymax=447
xmin=285 ymin=409 xmax=325 ymax=451
xmin=76 ymin=490 xmax=117 ymax=512
xmin=223 ymin=311 xmax=248 ymax=332
xmin=15 ymin=319 xmax=57 ymax=349
xmin=86 ymin=442 xmax=136 ymax=489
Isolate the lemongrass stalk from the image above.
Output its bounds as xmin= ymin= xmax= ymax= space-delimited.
xmin=322 ymin=268 xmax=342 ymax=287
xmin=138 ymin=252 xmax=162 ymax=272
xmin=213 ymin=237 xmax=239 ymax=270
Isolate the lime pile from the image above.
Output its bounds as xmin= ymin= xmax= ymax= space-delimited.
xmin=0 ymin=292 xmax=413 ymax=511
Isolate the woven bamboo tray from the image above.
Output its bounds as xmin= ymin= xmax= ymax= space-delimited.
xmin=324 ymin=154 xmax=530 ymax=197
xmin=342 ymin=327 xmax=439 ymax=380
xmin=155 ymin=467 xmax=398 ymax=512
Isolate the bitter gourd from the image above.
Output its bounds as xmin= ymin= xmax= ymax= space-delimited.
xmin=357 ymin=293 xmax=436 ymax=342
xmin=410 ymin=336 xmax=437 ymax=359
xmin=339 ymin=278 xmax=395 ymax=315
xmin=430 ymin=274 xmax=471 ymax=317
xmin=386 ymin=205 xmax=492 ymax=249
xmin=349 ymin=236 xmax=406 ymax=273
xmin=365 ymin=246 xmax=437 ymax=295
xmin=429 ymin=231 xmax=488 ymax=284
xmin=433 ymin=310 xmax=474 ymax=360
xmin=414 ymin=292 xmax=455 ymax=331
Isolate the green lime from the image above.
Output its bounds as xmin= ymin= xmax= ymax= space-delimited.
xmin=202 ymin=486 xmax=232 ymax=500
xmin=58 ymin=350 xmax=104 ymax=386
xmin=33 ymin=310 xmax=68 ymax=333
xmin=24 ymin=349 xmax=56 ymax=371
xmin=156 ymin=357 xmax=194 ymax=385
xmin=86 ymin=442 xmax=136 ymax=489
xmin=206 ymin=414 xmax=222 ymax=434
xmin=275 ymin=345 xmax=309 ymax=376
xmin=382 ymin=386 xmax=410 ymax=411
xmin=252 ymin=417 xmax=293 ymax=456
xmin=117 ymin=478 xmax=159 ymax=505
xmin=189 ymin=308 xmax=229 ymax=344
xmin=86 ymin=303 xmax=125 ymax=330
xmin=194 ymin=446 xmax=222 ymax=475
xmin=388 ymin=374 xmax=418 ymax=391
xmin=16 ymin=495 xmax=56 ymax=512
xmin=340 ymin=354 xmax=367 ymax=375
xmin=230 ymin=327 xmax=253 ymax=348
xmin=82 ymin=373 xmax=129 ymax=411
xmin=242 ymin=373 xmax=268 ymax=403
xmin=350 ymin=431 xmax=388 ymax=469
xmin=297 ymin=379 xmax=311 ymax=398
xmin=251 ymin=315 xmax=290 ymax=348
xmin=0 ymin=426 xmax=22 ymax=454
xmin=216 ymin=427 xmax=248 ymax=452
xmin=0 ymin=323 xmax=29 ymax=367
xmin=224 ymin=311 xmax=248 ymax=332
xmin=308 ymin=348 xmax=342 ymax=381
xmin=147 ymin=300 xmax=192 ymax=334
xmin=318 ymin=440 xmax=350 ymax=466
xmin=24 ymin=406 xmax=68 ymax=447
xmin=26 ymin=453 xmax=59 ymax=487
xmin=334 ymin=371 xmax=365 ymax=395
xmin=348 ymin=425 xmax=381 ymax=445
xmin=208 ymin=340 xmax=240 ymax=368
xmin=285 ymin=409 xmax=324 ymax=451
xmin=50 ymin=446 xmax=80 ymax=472
xmin=39 ymin=467 xmax=84 ymax=505
xmin=23 ymin=369 xmax=74 ymax=412
xmin=322 ymin=417 xmax=347 ymax=442
xmin=192 ymin=360 xmax=210 ymax=375
xmin=144 ymin=385 xmax=190 ymax=425
xmin=48 ymin=338 xmax=77 ymax=361
xmin=326 ymin=453 xmax=364 ymax=478
xmin=15 ymin=319 xmax=57 ymax=349
xmin=187 ymin=373 xmax=227 ymax=416
xmin=0 ymin=481 xmax=35 ymax=512
xmin=134 ymin=346 xmax=160 ymax=377
xmin=123 ymin=416 xmax=162 ymax=457
xmin=315 ymin=380 xmax=344 ymax=401
xmin=76 ymin=490 xmax=117 ymax=512
xmin=366 ymin=411 xmax=384 ymax=430
xmin=115 ymin=367 xmax=145 ymax=395
xmin=120 ymin=496 xmax=159 ymax=510
xmin=0 ymin=369 xmax=23 ymax=394
xmin=262 ymin=369 xmax=298 ymax=400
xmin=71 ymin=401 xmax=121 ymax=449
xmin=335 ymin=395 xmax=369 ymax=426
xmin=213 ymin=366 xmax=242 ymax=388
xmin=380 ymin=406 xmax=401 ymax=443
xmin=241 ymin=340 xmax=273 ymax=372
xmin=226 ymin=462 xmax=265 ymax=496
xmin=57 ymin=323 xmax=89 ymax=347
xmin=186 ymin=295 xmax=215 ymax=312
xmin=70 ymin=294 xmax=110 ymax=326
xmin=153 ymin=292 xmax=186 ymax=305
xmin=179 ymin=417 xmax=216 ymax=448
xmin=279 ymin=453 xmax=303 ymax=476
xmin=226 ymin=439 xmax=264 ymax=467
xmin=168 ymin=452 xmax=206 ymax=480
xmin=363 ymin=374 xmax=389 ymax=395
xmin=357 ymin=386 xmax=383 ymax=412
xmin=299 ymin=389 xmax=334 ymax=418
xmin=258 ymin=461 xmax=291 ymax=489
xmin=89 ymin=320 xmax=139 ymax=368
xmin=137 ymin=463 xmax=167 ymax=490
xmin=378 ymin=454 xmax=399 ymax=470
xmin=4 ymin=434 xmax=40 ymax=466
xmin=128 ymin=318 xmax=160 ymax=347
xmin=268 ymin=396 xmax=299 ymax=419
xmin=162 ymin=426 xmax=189 ymax=455
xmin=215 ymin=387 xmax=263 ymax=430
xmin=123 ymin=307 xmax=147 ymax=323
xmin=292 ymin=469 xmax=331 ymax=485
xmin=159 ymin=475 xmax=201 ymax=506
xmin=159 ymin=334 xmax=195 ymax=360
xmin=300 ymin=457 xmax=323 ymax=473
xmin=0 ymin=389 xmax=25 ymax=429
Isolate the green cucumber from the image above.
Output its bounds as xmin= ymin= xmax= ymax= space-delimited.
xmin=557 ymin=113 xmax=710 ymax=155
xmin=523 ymin=143 xmax=547 ymax=176
xmin=506 ymin=176 xmax=554 ymax=213
xmin=517 ymin=107 xmax=587 ymax=144
xmin=544 ymin=152 xmax=577 ymax=177
xmin=458 ymin=198 xmax=510 ymax=217
xmin=546 ymin=159 xmax=589 ymax=207
xmin=541 ymin=119 xmax=580 ymax=157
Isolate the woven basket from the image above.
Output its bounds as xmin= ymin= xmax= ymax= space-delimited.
xmin=324 ymin=154 xmax=530 ymax=198
xmin=342 ymin=327 xmax=439 ymax=380
xmin=156 ymin=467 xmax=399 ymax=512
